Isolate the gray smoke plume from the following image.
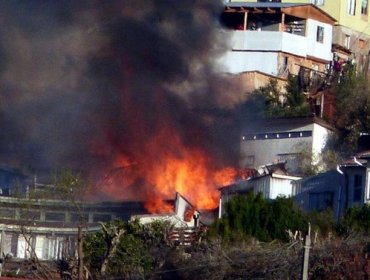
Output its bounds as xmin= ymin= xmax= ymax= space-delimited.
xmin=0 ymin=0 xmax=245 ymax=195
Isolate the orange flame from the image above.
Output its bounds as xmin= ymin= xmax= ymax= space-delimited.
xmin=91 ymin=84 xmax=243 ymax=213
xmin=97 ymin=126 xmax=241 ymax=213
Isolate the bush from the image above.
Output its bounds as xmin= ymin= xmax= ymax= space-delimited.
xmin=337 ymin=205 xmax=370 ymax=236
xmin=210 ymin=192 xmax=307 ymax=242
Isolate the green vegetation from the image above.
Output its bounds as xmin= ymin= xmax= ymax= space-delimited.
xmin=242 ymin=74 xmax=311 ymax=119
xmin=77 ymin=195 xmax=370 ymax=279
xmin=337 ymin=204 xmax=370 ymax=236
xmin=331 ymin=63 xmax=370 ymax=154
xmin=209 ymin=192 xmax=307 ymax=242
xmin=83 ymin=218 xmax=173 ymax=279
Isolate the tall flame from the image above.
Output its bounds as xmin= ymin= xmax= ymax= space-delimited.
xmin=96 ymin=123 xmax=240 ymax=213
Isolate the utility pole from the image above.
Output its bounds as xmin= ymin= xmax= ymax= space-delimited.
xmin=302 ymin=223 xmax=311 ymax=280
xmin=78 ymin=226 xmax=84 ymax=280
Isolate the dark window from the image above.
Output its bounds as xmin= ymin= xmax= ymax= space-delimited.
xmin=19 ymin=210 xmax=40 ymax=221
xmin=362 ymin=0 xmax=368 ymax=15
xmin=316 ymin=26 xmax=324 ymax=43
xmin=93 ymin=214 xmax=111 ymax=222
xmin=45 ymin=212 xmax=65 ymax=222
xmin=0 ymin=208 xmax=15 ymax=219
xmin=70 ymin=213 xmax=89 ymax=223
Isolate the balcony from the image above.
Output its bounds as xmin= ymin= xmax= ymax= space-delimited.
xmin=230 ymin=30 xmax=307 ymax=57
xmin=228 ymin=28 xmax=332 ymax=62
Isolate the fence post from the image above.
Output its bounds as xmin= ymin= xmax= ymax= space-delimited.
xmin=302 ymin=223 xmax=311 ymax=280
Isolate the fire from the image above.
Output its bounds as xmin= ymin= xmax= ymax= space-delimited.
xmin=97 ymin=124 xmax=240 ymax=213
xmin=90 ymin=64 xmax=241 ymax=213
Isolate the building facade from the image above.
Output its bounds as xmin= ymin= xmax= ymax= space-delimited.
xmin=293 ymin=154 xmax=370 ymax=221
xmin=219 ymin=162 xmax=301 ymax=217
xmin=218 ymin=3 xmax=334 ymax=80
xmin=230 ymin=0 xmax=370 ymax=73
xmin=239 ymin=117 xmax=335 ymax=174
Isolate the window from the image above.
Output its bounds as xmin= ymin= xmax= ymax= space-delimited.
xmin=311 ymin=0 xmax=325 ymax=5
xmin=244 ymin=155 xmax=255 ymax=166
xmin=345 ymin=34 xmax=351 ymax=49
xmin=362 ymin=0 xmax=368 ymax=15
xmin=316 ymin=26 xmax=324 ymax=43
xmin=358 ymin=39 xmax=366 ymax=49
xmin=353 ymin=174 xmax=363 ymax=202
xmin=93 ymin=214 xmax=111 ymax=222
xmin=45 ymin=212 xmax=65 ymax=222
xmin=347 ymin=0 xmax=356 ymax=15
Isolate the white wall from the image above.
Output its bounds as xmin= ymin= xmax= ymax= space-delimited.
xmin=270 ymin=176 xmax=296 ymax=198
xmin=240 ymin=123 xmax=314 ymax=168
xmin=218 ymin=51 xmax=278 ymax=75
xmin=312 ymin=123 xmax=331 ymax=155
xmin=305 ymin=19 xmax=333 ymax=61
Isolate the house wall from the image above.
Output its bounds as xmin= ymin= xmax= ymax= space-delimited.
xmin=345 ymin=167 xmax=369 ymax=208
xmin=236 ymin=71 xmax=287 ymax=93
xmin=240 ymin=123 xmax=314 ymax=169
xmin=305 ymin=19 xmax=333 ymax=61
xmin=292 ymin=170 xmax=345 ymax=220
xmin=232 ymin=0 xmax=369 ymax=36
xmin=293 ymin=166 xmax=370 ymax=221
xmin=312 ymin=122 xmax=332 ymax=155
xmin=219 ymin=174 xmax=299 ymax=217
xmin=270 ymin=176 xmax=295 ymax=198
xmin=218 ymin=49 xmax=278 ymax=75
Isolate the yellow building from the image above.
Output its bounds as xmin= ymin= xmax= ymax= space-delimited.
xmin=229 ymin=0 xmax=370 ymax=72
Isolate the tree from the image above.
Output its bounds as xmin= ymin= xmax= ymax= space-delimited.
xmin=83 ymin=219 xmax=174 ymax=279
xmin=241 ymin=75 xmax=311 ymax=120
xmin=331 ymin=63 xmax=370 ymax=153
xmin=209 ymin=192 xmax=307 ymax=242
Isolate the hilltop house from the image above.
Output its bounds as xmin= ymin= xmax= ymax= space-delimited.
xmin=218 ymin=2 xmax=334 ymax=86
xmin=230 ymin=0 xmax=370 ymax=74
xmin=239 ymin=116 xmax=335 ymax=175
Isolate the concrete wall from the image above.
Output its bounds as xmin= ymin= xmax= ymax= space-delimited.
xmin=218 ymin=50 xmax=278 ymax=75
xmin=240 ymin=123 xmax=314 ymax=169
xmin=219 ymin=26 xmax=331 ymax=75
xmin=306 ymin=19 xmax=333 ymax=61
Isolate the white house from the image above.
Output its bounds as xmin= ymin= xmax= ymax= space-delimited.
xmin=218 ymin=162 xmax=301 ymax=218
xmin=239 ymin=117 xmax=335 ymax=175
xmin=218 ymin=3 xmax=335 ymax=77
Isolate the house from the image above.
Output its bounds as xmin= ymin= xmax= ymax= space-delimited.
xmin=132 ymin=192 xmax=200 ymax=229
xmin=218 ymin=2 xmax=335 ymax=87
xmin=0 ymin=191 xmax=202 ymax=260
xmin=219 ymin=162 xmax=301 ymax=217
xmin=0 ymin=196 xmax=150 ymax=260
xmin=232 ymin=0 xmax=370 ymax=74
xmin=292 ymin=151 xmax=370 ymax=221
xmin=239 ymin=116 xmax=335 ymax=175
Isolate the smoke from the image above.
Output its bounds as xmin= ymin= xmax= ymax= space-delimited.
xmin=0 ymin=0 xmax=245 ymax=199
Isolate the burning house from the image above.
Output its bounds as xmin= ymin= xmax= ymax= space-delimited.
xmin=0 ymin=190 xmax=206 ymax=260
